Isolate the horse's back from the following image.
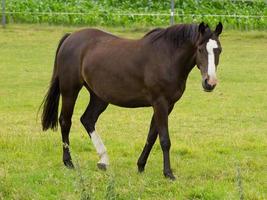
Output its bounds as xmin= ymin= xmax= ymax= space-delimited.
xmin=59 ymin=28 xmax=118 ymax=58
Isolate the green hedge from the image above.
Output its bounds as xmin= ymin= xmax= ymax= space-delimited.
xmin=4 ymin=0 xmax=267 ymax=29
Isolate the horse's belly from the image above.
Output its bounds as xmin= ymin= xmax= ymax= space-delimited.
xmin=88 ymin=76 xmax=151 ymax=107
xmin=110 ymin=99 xmax=151 ymax=108
xmin=94 ymin=88 xmax=151 ymax=108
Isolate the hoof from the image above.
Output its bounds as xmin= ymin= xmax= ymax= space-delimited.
xmin=97 ymin=163 xmax=107 ymax=171
xmin=164 ymin=172 xmax=176 ymax=181
xmin=138 ymin=165 xmax=145 ymax=173
xmin=64 ymin=160 xmax=75 ymax=169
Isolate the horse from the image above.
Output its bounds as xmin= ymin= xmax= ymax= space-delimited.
xmin=41 ymin=22 xmax=223 ymax=180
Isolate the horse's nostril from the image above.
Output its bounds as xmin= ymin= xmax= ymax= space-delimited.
xmin=205 ymin=78 xmax=209 ymax=86
xmin=202 ymin=78 xmax=216 ymax=92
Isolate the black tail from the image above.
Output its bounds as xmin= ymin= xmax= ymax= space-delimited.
xmin=41 ymin=33 xmax=70 ymax=131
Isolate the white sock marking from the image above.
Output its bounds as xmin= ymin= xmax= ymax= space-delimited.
xmin=206 ymin=39 xmax=218 ymax=81
xmin=91 ymin=130 xmax=109 ymax=165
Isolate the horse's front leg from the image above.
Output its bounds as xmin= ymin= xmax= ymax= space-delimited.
xmin=137 ymin=115 xmax=157 ymax=172
xmin=153 ymin=98 xmax=175 ymax=180
xmin=137 ymin=104 xmax=174 ymax=172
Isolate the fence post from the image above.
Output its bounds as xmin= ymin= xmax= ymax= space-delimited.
xmin=2 ymin=0 xmax=6 ymax=28
xmin=170 ymin=0 xmax=174 ymax=25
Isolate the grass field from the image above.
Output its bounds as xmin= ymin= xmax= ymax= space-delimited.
xmin=0 ymin=24 xmax=266 ymax=200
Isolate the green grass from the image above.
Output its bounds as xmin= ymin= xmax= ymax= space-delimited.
xmin=0 ymin=24 xmax=266 ymax=200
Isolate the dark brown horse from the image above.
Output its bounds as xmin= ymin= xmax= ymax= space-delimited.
xmin=41 ymin=22 xmax=223 ymax=180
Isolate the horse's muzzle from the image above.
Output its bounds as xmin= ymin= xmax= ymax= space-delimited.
xmin=202 ymin=77 xmax=217 ymax=92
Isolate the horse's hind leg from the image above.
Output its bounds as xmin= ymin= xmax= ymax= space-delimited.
xmin=80 ymin=90 xmax=109 ymax=170
xmin=59 ymin=91 xmax=80 ymax=168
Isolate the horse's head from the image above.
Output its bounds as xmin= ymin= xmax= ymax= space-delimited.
xmin=196 ymin=22 xmax=223 ymax=92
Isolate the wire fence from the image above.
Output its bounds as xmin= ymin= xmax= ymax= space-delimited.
xmin=3 ymin=11 xmax=267 ymax=18
xmin=1 ymin=0 xmax=267 ymax=30
xmin=3 ymin=11 xmax=266 ymax=31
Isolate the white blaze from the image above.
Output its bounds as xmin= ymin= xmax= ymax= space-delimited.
xmin=206 ymin=39 xmax=218 ymax=81
xmin=91 ymin=130 xmax=109 ymax=165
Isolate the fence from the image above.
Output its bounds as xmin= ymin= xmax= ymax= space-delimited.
xmin=1 ymin=0 xmax=267 ymax=30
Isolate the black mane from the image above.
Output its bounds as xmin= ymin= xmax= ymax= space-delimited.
xmin=144 ymin=24 xmax=207 ymax=48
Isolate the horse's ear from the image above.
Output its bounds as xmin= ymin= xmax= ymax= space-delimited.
xmin=215 ymin=22 xmax=223 ymax=36
xmin=198 ymin=22 xmax=206 ymax=34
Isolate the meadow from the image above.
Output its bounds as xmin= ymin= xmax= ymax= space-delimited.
xmin=0 ymin=24 xmax=266 ymax=199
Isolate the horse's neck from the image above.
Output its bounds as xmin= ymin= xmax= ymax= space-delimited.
xmin=172 ymin=43 xmax=197 ymax=80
